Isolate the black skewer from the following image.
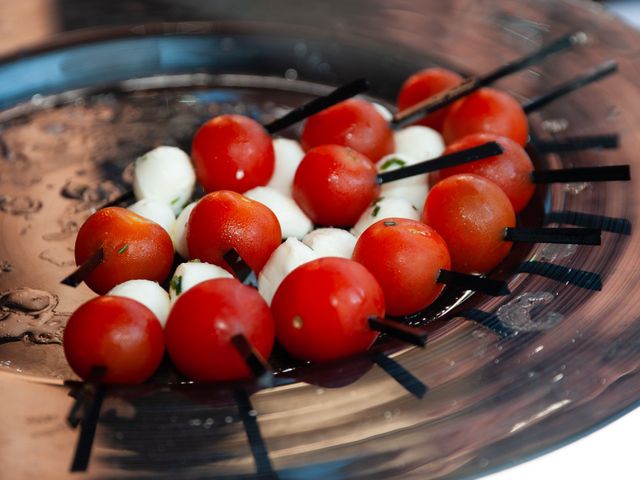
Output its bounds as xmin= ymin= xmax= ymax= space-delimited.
xmin=263 ymin=78 xmax=369 ymax=134
xmin=391 ymin=31 xmax=586 ymax=128
xmin=532 ymin=134 xmax=619 ymax=153
xmin=377 ymin=141 xmax=503 ymax=184
xmin=61 ymin=248 xmax=104 ymax=288
xmin=368 ymin=317 xmax=427 ymax=347
xmin=99 ymin=189 xmax=136 ymax=209
xmin=531 ymin=165 xmax=630 ymax=184
xmin=505 ymin=227 xmax=601 ymax=245
xmin=437 ymin=270 xmax=510 ymax=296
xmin=522 ymin=60 xmax=618 ymax=113
xmin=373 ymin=352 xmax=428 ymax=399
xmin=231 ymin=334 xmax=274 ymax=388
xmin=223 ymin=248 xmax=254 ymax=284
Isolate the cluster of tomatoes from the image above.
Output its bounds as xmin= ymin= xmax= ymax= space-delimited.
xmin=63 ymin=66 xmax=538 ymax=385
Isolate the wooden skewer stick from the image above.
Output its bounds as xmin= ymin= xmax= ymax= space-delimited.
xmin=61 ymin=248 xmax=104 ymax=288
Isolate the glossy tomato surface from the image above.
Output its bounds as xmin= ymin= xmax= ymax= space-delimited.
xmin=191 ymin=114 xmax=275 ymax=193
xmin=187 ymin=190 xmax=281 ymax=274
xmin=300 ymin=98 xmax=394 ymax=162
xmin=164 ymin=278 xmax=275 ymax=382
xmin=442 ymin=88 xmax=528 ymax=146
xmin=396 ymin=67 xmax=464 ymax=131
xmin=430 ymin=133 xmax=535 ymax=212
xmin=74 ymin=207 xmax=174 ymax=295
xmin=352 ymin=218 xmax=451 ymax=316
xmin=423 ymin=174 xmax=515 ymax=274
xmin=63 ymin=296 xmax=165 ymax=384
xmin=292 ymin=144 xmax=379 ymax=227
xmin=271 ymin=257 xmax=384 ymax=363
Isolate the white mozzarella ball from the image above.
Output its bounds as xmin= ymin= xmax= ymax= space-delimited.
xmin=169 ymin=261 xmax=233 ymax=304
xmin=394 ymin=125 xmax=445 ymax=161
xmin=302 ymin=228 xmax=357 ymax=258
xmin=128 ymin=199 xmax=176 ymax=236
xmin=170 ymin=202 xmax=197 ymax=259
xmin=372 ymin=102 xmax=393 ymax=122
xmin=258 ymin=237 xmax=319 ymax=305
xmin=351 ymin=197 xmax=420 ymax=237
xmin=377 ymin=153 xmax=429 ymax=211
xmin=107 ymin=280 xmax=170 ymax=328
xmin=133 ymin=146 xmax=196 ymax=214
xmin=267 ymin=138 xmax=305 ymax=195
xmin=244 ymin=186 xmax=313 ymax=240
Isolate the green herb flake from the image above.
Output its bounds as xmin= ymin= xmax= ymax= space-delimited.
xmin=372 ymin=205 xmax=381 ymax=217
xmin=379 ymin=157 xmax=406 ymax=171
xmin=383 ymin=221 xmax=397 ymax=227
xmin=170 ymin=196 xmax=180 ymax=205
xmin=117 ymin=244 xmax=129 ymax=254
xmin=170 ymin=275 xmax=183 ymax=295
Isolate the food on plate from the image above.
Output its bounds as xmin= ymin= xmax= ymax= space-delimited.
xmin=168 ymin=261 xmax=233 ymax=304
xmin=132 ymin=146 xmax=196 ymax=214
xmin=351 ymin=196 xmax=420 ymax=237
xmin=164 ymin=278 xmax=275 ymax=382
xmin=393 ymin=125 xmax=445 ymax=161
xmin=271 ymin=257 xmax=384 ymax=363
xmin=127 ymin=198 xmax=176 ymax=236
xmin=107 ymin=279 xmax=171 ymax=327
xmin=430 ymin=133 xmax=536 ymax=212
xmin=302 ymin=227 xmax=357 ymax=258
xmin=396 ymin=67 xmax=464 ymax=131
xmin=170 ymin=201 xmax=197 ymax=259
xmin=191 ymin=114 xmax=275 ymax=193
xmin=186 ymin=190 xmax=281 ymax=274
xmin=63 ymin=296 xmax=165 ymax=384
xmin=293 ymin=144 xmax=379 ymax=227
xmin=300 ymin=98 xmax=395 ymax=162
xmin=244 ymin=186 xmax=313 ymax=239
xmin=73 ymin=207 xmax=174 ymax=295
xmin=422 ymin=173 xmax=515 ymax=274
xmin=266 ymin=137 xmax=306 ymax=195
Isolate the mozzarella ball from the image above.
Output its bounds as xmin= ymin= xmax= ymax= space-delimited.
xmin=352 ymin=197 xmax=420 ymax=237
xmin=128 ymin=199 xmax=176 ymax=235
xmin=168 ymin=261 xmax=233 ymax=304
xmin=267 ymin=138 xmax=305 ymax=195
xmin=244 ymin=186 xmax=313 ymax=240
xmin=377 ymin=153 xmax=429 ymax=211
xmin=170 ymin=202 xmax=197 ymax=259
xmin=258 ymin=237 xmax=319 ymax=305
xmin=107 ymin=280 xmax=170 ymax=327
xmin=302 ymin=228 xmax=357 ymax=258
xmin=372 ymin=102 xmax=393 ymax=122
xmin=394 ymin=125 xmax=445 ymax=161
xmin=133 ymin=146 xmax=196 ymax=214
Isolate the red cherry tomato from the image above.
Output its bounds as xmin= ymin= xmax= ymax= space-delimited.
xmin=292 ymin=144 xmax=379 ymax=227
xmin=164 ymin=278 xmax=275 ymax=382
xmin=74 ymin=207 xmax=174 ymax=295
xmin=442 ymin=88 xmax=528 ymax=146
xmin=430 ymin=133 xmax=535 ymax=212
xmin=191 ymin=114 xmax=275 ymax=193
xmin=352 ymin=218 xmax=451 ymax=316
xmin=187 ymin=190 xmax=281 ymax=274
xmin=271 ymin=257 xmax=384 ymax=363
xmin=63 ymin=296 xmax=165 ymax=384
xmin=422 ymin=174 xmax=515 ymax=274
xmin=300 ymin=99 xmax=395 ymax=162
xmin=397 ymin=67 xmax=464 ymax=131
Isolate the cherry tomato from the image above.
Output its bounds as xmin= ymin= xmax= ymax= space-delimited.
xmin=271 ymin=257 xmax=384 ymax=363
xmin=422 ymin=174 xmax=515 ymax=274
xmin=292 ymin=144 xmax=379 ymax=227
xmin=74 ymin=207 xmax=174 ymax=295
xmin=396 ymin=67 xmax=464 ymax=131
xmin=442 ymin=88 xmax=528 ymax=146
xmin=63 ymin=296 xmax=165 ymax=384
xmin=164 ymin=278 xmax=275 ymax=382
xmin=187 ymin=190 xmax=281 ymax=274
xmin=430 ymin=133 xmax=535 ymax=212
xmin=352 ymin=218 xmax=451 ymax=316
xmin=300 ymin=99 xmax=395 ymax=162
xmin=191 ymin=114 xmax=275 ymax=193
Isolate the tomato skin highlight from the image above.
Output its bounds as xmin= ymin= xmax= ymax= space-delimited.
xmin=191 ymin=114 xmax=275 ymax=193
xmin=442 ymin=88 xmax=528 ymax=146
xmin=422 ymin=174 xmax=515 ymax=274
xmin=352 ymin=218 xmax=451 ymax=316
xmin=292 ymin=145 xmax=380 ymax=227
xmin=397 ymin=68 xmax=464 ymax=131
xmin=187 ymin=190 xmax=282 ymax=274
xmin=63 ymin=296 xmax=165 ymax=384
xmin=74 ymin=207 xmax=174 ymax=295
xmin=164 ymin=278 xmax=275 ymax=382
xmin=300 ymin=99 xmax=395 ymax=162
xmin=271 ymin=257 xmax=384 ymax=363
xmin=430 ymin=133 xmax=535 ymax=212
